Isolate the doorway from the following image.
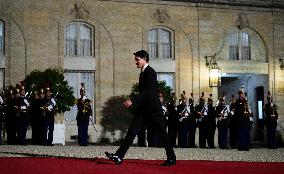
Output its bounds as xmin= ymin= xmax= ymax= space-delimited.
xmin=218 ymin=74 xmax=268 ymax=142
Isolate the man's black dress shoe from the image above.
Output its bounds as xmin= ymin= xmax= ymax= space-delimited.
xmin=105 ymin=151 xmax=122 ymax=165
xmin=161 ymin=159 xmax=176 ymax=166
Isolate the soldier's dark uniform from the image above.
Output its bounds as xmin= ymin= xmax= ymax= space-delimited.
xmin=196 ymin=93 xmax=207 ymax=148
xmin=43 ymin=88 xmax=56 ymax=146
xmin=187 ymin=94 xmax=197 ymax=148
xmin=264 ymin=92 xmax=278 ymax=149
xmin=216 ymin=97 xmax=229 ymax=149
xmin=30 ymin=91 xmax=41 ymax=145
xmin=167 ymin=93 xmax=178 ymax=147
xmin=39 ymin=90 xmax=47 ymax=145
xmin=77 ymin=95 xmax=92 ymax=146
xmin=229 ymin=95 xmax=238 ymax=148
xmin=206 ymin=96 xmax=217 ymax=148
xmin=15 ymin=87 xmax=29 ymax=145
xmin=235 ymin=90 xmax=252 ymax=151
xmin=5 ymin=89 xmax=17 ymax=145
xmin=177 ymin=97 xmax=190 ymax=147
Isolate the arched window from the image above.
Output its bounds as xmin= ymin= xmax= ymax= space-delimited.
xmin=0 ymin=20 xmax=4 ymax=55
xmin=147 ymin=27 xmax=173 ymax=59
xmin=65 ymin=23 xmax=93 ymax=57
xmin=229 ymin=31 xmax=250 ymax=60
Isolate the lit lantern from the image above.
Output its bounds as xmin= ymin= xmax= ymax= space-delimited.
xmin=205 ymin=54 xmax=221 ymax=87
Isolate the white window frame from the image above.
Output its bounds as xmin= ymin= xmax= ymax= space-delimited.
xmin=147 ymin=27 xmax=174 ymax=59
xmin=64 ymin=70 xmax=95 ymax=123
xmin=0 ymin=19 xmax=4 ymax=56
xmin=229 ymin=31 xmax=251 ymax=60
xmin=157 ymin=72 xmax=175 ymax=91
xmin=64 ymin=22 xmax=94 ymax=57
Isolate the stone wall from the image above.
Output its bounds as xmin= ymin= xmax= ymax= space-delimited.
xmin=0 ymin=0 xmax=283 ymax=143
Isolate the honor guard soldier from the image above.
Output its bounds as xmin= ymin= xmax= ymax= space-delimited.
xmin=39 ymin=89 xmax=47 ymax=145
xmin=76 ymin=84 xmax=92 ymax=146
xmin=206 ymin=94 xmax=217 ymax=148
xmin=196 ymin=92 xmax=207 ymax=148
xmin=5 ymin=88 xmax=17 ymax=144
xmin=187 ymin=93 xmax=197 ymax=148
xmin=235 ymin=86 xmax=253 ymax=151
xmin=216 ymin=96 xmax=229 ymax=149
xmin=167 ymin=92 xmax=179 ymax=147
xmin=229 ymin=94 xmax=238 ymax=148
xmin=264 ymin=92 xmax=278 ymax=149
xmin=177 ymin=95 xmax=190 ymax=147
xmin=16 ymin=86 xmax=30 ymax=145
xmin=44 ymin=87 xmax=56 ymax=146
xmin=30 ymin=91 xmax=41 ymax=145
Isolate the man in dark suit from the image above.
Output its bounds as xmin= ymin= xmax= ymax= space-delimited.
xmin=105 ymin=50 xmax=176 ymax=166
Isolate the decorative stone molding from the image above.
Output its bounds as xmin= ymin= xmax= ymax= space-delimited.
xmin=153 ymin=8 xmax=170 ymax=23
xmin=235 ymin=14 xmax=250 ymax=29
xmin=70 ymin=3 xmax=90 ymax=20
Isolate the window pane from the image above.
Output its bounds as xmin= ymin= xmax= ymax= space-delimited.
xmin=79 ymin=25 xmax=92 ymax=56
xmin=65 ymin=25 xmax=77 ymax=56
xmin=240 ymin=32 xmax=250 ymax=60
xmin=242 ymin=46 xmax=251 ymax=60
xmin=160 ymin=29 xmax=171 ymax=58
xmin=229 ymin=46 xmax=239 ymax=60
xmin=0 ymin=21 xmax=3 ymax=55
xmin=147 ymin=29 xmax=158 ymax=58
xmin=241 ymin=32 xmax=249 ymax=47
xmin=157 ymin=73 xmax=174 ymax=90
xmin=161 ymin=29 xmax=170 ymax=43
xmin=229 ymin=33 xmax=238 ymax=45
xmin=229 ymin=33 xmax=239 ymax=60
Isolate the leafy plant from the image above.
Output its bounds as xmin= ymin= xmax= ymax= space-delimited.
xmin=24 ymin=68 xmax=75 ymax=113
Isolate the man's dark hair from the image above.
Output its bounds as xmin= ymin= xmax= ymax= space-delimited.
xmin=133 ymin=50 xmax=149 ymax=62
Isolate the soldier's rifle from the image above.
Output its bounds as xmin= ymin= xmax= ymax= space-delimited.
xmin=80 ymin=82 xmax=97 ymax=133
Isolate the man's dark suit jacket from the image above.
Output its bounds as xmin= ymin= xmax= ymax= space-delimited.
xmin=132 ymin=65 xmax=162 ymax=117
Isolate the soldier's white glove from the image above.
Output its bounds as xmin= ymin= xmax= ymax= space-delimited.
xmin=249 ymin=117 xmax=253 ymax=122
xmin=82 ymin=96 xmax=88 ymax=101
xmin=48 ymin=105 xmax=54 ymax=111
xmin=21 ymin=106 xmax=27 ymax=110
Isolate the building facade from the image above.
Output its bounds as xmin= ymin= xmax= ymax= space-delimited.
xmin=0 ymin=0 xmax=284 ymax=144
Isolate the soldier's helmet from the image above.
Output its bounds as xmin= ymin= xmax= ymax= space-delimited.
xmin=238 ymin=84 xmax=245 ymax=95
xmin=46 ymin=87 xmax=52 ymax=94
xmin=238 ymin=89 xmax=245 ymax=95
xmin=219 ymin=96 xmax=225 ymax=103
xmin=9 ymin=88 xmax=14 ymax=95
xmin=188 ymin=93 xmax=194 ymax=104
xmin=15 ymin=88 xmax=20 ymax=94
xmin=199 ymin=92 xmax=205 ymax=104
xmin=266 ymin=91 xmax=273 ymax=103
xmin=207 ymin=93 xmax=213 ymax=103
xmin=230 ymin=94 xmax=236 ymax=103
xmin=40 ymin=88 xmax=45 ymax=94
xmin=20 ymin=85 xmax=25 ymax=94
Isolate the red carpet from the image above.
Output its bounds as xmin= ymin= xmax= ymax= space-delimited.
xmin=0 ymin=157 xmax=284 ymax=174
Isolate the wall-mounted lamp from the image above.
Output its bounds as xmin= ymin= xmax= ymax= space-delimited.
xmin=279 ymin=59 xmax=284 ymax=70
xmin=205 ymin=54 xmax=221 ymax=87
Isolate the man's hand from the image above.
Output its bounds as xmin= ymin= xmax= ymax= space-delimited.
xmin=124 ymin=100 xmax=132 ymax=108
